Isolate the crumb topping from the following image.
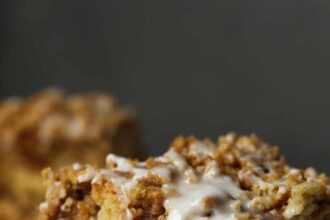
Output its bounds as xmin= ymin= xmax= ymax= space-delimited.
xmin=0 ymin=89 xmax=139 ymax=220
xmin=0 ymin=89 xmax=135 ymax=162
xmin=39 ymin=134 xmax=330 ymax=220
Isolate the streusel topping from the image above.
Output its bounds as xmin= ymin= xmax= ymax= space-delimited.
xmin=39 ymin=134 xmax=330 ymax=220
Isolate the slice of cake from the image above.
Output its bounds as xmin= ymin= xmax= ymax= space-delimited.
xmin=39 ymin=133 xmax=330 ymax=220
xmin=0 ymin=89 xmax=140 ymax=219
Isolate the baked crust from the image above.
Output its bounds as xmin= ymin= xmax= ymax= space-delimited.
xmin=0 ymin=89 xmax=139 ymax=219
xmin=39 ymin=133 xmax=330 ymax=220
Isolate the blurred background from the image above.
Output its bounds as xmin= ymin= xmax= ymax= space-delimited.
xmin=1 ymin=0 xmax=329 ymax=173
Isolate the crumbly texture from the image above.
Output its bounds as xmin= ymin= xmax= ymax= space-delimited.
xmin=0 ymin=89 xmax=139 ymax=219
xmin=38 ymin=166 xmax=99 ymax=220
xmin=39 ymin=134 xmax=330 ymax=220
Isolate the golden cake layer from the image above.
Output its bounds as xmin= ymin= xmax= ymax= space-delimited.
xmin=39 ymin=133 xmax=330 ymax=220
xmin=0 ymin=89 xmax=139 ymax=219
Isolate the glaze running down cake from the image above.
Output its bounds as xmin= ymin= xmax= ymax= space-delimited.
xmin=0 ymin=89 xmax=139 ymax=220
xmin=39 ymin=134 xmax=330 ymax=220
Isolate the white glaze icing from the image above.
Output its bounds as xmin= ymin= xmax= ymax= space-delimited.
xmin=92 ymin=143 xmax=252 ymax=220
xmin=72 ymin=162 xmax=81 ymax=170
xmin=39 ymin=202 xmax=49 ymax=211
xmin=77 ymin=166 xmax=97 ymax=183
xmin=163 ymin=175 xmax=245 ymax=220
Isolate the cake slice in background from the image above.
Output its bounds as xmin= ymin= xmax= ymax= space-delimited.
xmin=0 ymin=89 xmax=140 ymax=219
xmin=39 ymin=133 xmax=330 ymax=220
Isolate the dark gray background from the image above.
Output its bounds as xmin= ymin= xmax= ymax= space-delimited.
xmin=1 ymin=0 xmax=329 ymax=173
